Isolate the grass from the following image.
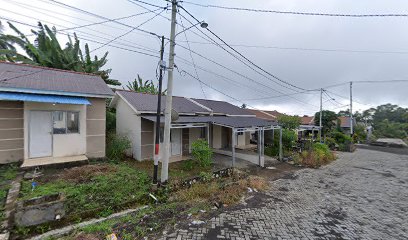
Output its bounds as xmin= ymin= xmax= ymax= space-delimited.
xmin=0 ymin=163 xmax=18 ymax=224
xmin=124 ymin=159 xmax=213 ymax=182
xmin=19 ymin=163 xmax=150 ymax=218
xmin=58 ymin=174 xmax=269 ymax=240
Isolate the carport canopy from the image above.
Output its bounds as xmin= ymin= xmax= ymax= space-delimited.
xmin=142 ymin=115 xmax=283 ymax=167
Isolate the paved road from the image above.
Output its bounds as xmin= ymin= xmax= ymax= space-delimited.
xmin=163 ymin=148 xmax=408 ymax=240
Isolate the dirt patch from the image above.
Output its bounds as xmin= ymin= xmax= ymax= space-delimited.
xmin=245 ymin=162 xmax=300 ymax=181
xmin=38 ymin=164 xmax=117 ymax=184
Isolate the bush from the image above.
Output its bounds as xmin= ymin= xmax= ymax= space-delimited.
xmin=181 ymin=159 xmax=194 ymax=171
xmin=106 ymin=134 xmax=131 ymax=161
xmin=324 ymin=137 xmax=336 ymax=150
xmin=106 ymin=109 xmax=116 ymax=134
xmin=191 ymin=139 xmax=213 ymax=167
xmin=265 ymin=129 xmax=297 ymax=157
xmin=330 ymin=131 xmax=352 ymax=144
xmin=296 ymin=143 xmax=335 ymax=168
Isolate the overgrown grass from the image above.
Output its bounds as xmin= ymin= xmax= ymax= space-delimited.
xmin=294 ymin=143 xmax=336 ymax=168
xmin=19 ymin=163 xmax=150 ymax=217
xmin=59 ymin=174 xmax=268 ymax=240
xmin=0 ymin=164 xmax=18 ymax=223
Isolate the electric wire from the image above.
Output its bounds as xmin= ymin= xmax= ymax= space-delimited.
xmin=90 ymin=8 xmax=166 ymax=53
xmin=178 ymin=5 xmax=307 ymax=92
xmin=181 ymin=1 xmax=408 ymax=18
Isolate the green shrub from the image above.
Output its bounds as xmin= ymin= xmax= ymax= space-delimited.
xmin=330 ymin=131 xmax=352 ymax=144
xmin=106 ymin=109 xmax=116 ymax=134
xmin=106 ymin=134 xmax=131 ymax=161
xmin=265 ymin=129 xmax=297 ymax=157
xmin=191 ymin=139 xmax=213 ymax=167
xmin=296 ymin=143 xmax=335 ymax=168
xmin=199 ymin=171 xmax=213 ymax=182
xmin=324 ymin=137 xmax=336 ymax=150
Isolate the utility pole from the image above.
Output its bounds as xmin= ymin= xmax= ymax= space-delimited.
xmin=350 ymin=81 xmax=353 ymax=137
xmin=161 ymin=0 xmax=177 ymax=183
xmin=153 ymin=36 xmax=165 ymax=185
xmin=319 ymin=88 xmax=323 ymax=143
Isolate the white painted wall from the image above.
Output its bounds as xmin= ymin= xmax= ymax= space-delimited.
xmin=236 ymin=132 xmax=250 ymax=146
xmin=24 ymin=102 xmax=87 ymax=159
xmin=212 ymin=124 xmax=222 ymax=149
xmin=116 ymin=98 xmax=141 ymax=160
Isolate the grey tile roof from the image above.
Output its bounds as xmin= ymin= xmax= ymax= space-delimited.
xmin=192 ymin=98 xmax=255 ymax=116
xmin=0 ymin=62 xmax=113 ymax=97
xmin=117 ymin=90 xmax=211 ymax=114
xmin=141 ymin=115 xmax=278 ymax=128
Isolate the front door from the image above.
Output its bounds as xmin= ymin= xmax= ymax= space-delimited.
xmin=170 ymin=128 xmax=182 ymax=156
xmin=29 ymin=111 xmax=52 ymax=158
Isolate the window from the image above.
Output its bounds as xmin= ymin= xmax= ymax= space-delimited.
xmin=200 ymin=127 xmax=207 ymax=139
xmin=67 ymin=112 xmax=79 ymax=133
xmin=53 ymin=111 xmax=79 ymax=134
xmin=53 ymin=111 xmax=67 ymax=134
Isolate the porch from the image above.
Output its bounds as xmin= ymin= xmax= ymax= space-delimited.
xmin=20 ymin=155 xmax=88 ymax=169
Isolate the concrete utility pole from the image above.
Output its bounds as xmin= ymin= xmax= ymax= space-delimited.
xmin=161 ymin=0 xmax=178 ymax=183
xmin=350 ymin=81 xmax=353 ymax=137
xmin=153 ymin=36 xmax=165 ymax=185
xmin=319 ymin=88 xmax=323 ymax=143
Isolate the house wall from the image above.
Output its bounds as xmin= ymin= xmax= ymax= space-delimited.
xmin=116 ymin=98 xmax=141 ymax=160
xmin=0 ymin=101 xmax=24 ymax=164
xmin=212 ymin=124 xmax=222 ymax=149
xmin=86 ymin=98 xmax=106 ymax=158
xmin=24 ymin=102 xmax=87 ymax=159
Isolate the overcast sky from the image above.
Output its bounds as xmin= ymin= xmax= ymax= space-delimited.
xmin=2 ymin=0 xmax=408 ymax=116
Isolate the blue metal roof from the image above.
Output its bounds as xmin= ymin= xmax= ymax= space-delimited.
xmin=0 ymin=92 xmax=91 ymax=105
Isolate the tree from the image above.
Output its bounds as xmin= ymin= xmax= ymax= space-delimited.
xmin=0 ymin=22 xmax=120 ymax=85
xmin=277 ymin=115 xmax=301 ymax=130
xmin=125 ymin=75 xmax=164 ymax=94
xmin=241 ymin=104 xmax=247 ymax=109
xmin=337 ymin=109 xmax=350 ymax=117
xmin=314 ymin=110 xmax=337 ymax=134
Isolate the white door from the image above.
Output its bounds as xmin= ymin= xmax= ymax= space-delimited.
xmin=170 ymin=129 xmax=182 ymax=156
xmin=29 ymin=111 xmax=52 ymax=158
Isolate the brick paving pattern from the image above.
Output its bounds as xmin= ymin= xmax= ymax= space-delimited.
xmin=161 ymin=148 xmax=408 ymax=239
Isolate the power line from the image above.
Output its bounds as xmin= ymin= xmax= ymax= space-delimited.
xmin=182 ymin=1 xmax=408 ymax=18
xmin=178 ymin=15 xmax=206 ymax=99
xmin=181 ymin=40 xmax=408 ymax=55
xmin=178 ymin=5 xmax=307 ymax=92
xmin=90 ymin=8 xmax=166 ymax=53
xmin=241 ymin=90 xmax=318 ymax=101
xmin=0 ymin=17 xmax=160 ymax=58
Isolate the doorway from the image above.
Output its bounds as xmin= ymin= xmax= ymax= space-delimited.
xmin=29 ymin=111 xmax=52 ymax=158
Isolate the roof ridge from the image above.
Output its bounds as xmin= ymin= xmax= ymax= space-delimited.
xmin=0 ymin=61 xmax=101 ymax=77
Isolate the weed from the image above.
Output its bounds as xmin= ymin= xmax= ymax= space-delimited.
xmin=199 ymin=171 xmax=213 ymax=182
xmin=191 ymin=139 xmax=213 ymax=167
xmin=106 ymin=134 xmax=131 ymax=161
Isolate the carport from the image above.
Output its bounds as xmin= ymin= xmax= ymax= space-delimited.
xmin=148 ymin=115 xmax=282 ymax=167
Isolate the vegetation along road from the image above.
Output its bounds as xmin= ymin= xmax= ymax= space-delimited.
xmin=162 ymin=147 xmax=408 ymax=239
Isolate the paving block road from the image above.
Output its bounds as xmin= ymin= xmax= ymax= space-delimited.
xmin=162 ymin=148 xmax=408 ymax=240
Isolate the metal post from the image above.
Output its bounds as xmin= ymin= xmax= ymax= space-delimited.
xmin=161 ymin=0 xmax=177 ymax=183
xmin=206 ymin=124 xmax=210 ymax=145
xmin=350 ymin=81 xmax=353 ymax=137
xmin=153 ymin=36 xmax=165 ymax=185
xmin=257 ymin=129 xmax=261 ymax=165
xmin=261 ymin=128 xmax=265 ymax=167
xmin=232 ymin=129 xmax=236 ymax=167
xmin=279 ymin=127 xmax=283 ymax=161
xmin=319 ymin=88 xmax=323 ymax=143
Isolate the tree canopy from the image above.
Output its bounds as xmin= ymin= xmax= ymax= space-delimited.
xmin=0 ymin=22 xmax=120 ymax=85
xmin=277 ymin=115 xmax=301 ymax=130
xmin=125 ymin=75 xmax=164 ymax=95
xmin=314 ymin=110 xmax=338 ymax=133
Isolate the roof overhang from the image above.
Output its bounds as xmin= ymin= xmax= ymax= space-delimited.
xmin=0 ymin=87 xmax=113 ymax=99
xmin=0 ymin=92 xmax=91 ymax=105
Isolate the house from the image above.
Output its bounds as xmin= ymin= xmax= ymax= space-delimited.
xmin=298 ymin=115 xmax=320 ymax=140
xmin=109 ymin=91 xmax=282 ymax=166
xmin=0 ymin=62 xmax=114 ymax=166
xmin=337 ymin=116 xmax=356 ymax=134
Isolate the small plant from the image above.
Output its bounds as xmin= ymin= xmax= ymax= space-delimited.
xmin=199 ymin=171 xmax=213 ymax=182
xmin=106 ymin=134 xmax=131 ymax=161
xmin=191 ymin=139 xmax=213 ymax=167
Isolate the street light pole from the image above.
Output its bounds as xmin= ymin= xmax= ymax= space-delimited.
xmin=153 ymin=36 xmax=165 ymax=185
xmin=161 ymin=0 xmax=177 ymax=183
